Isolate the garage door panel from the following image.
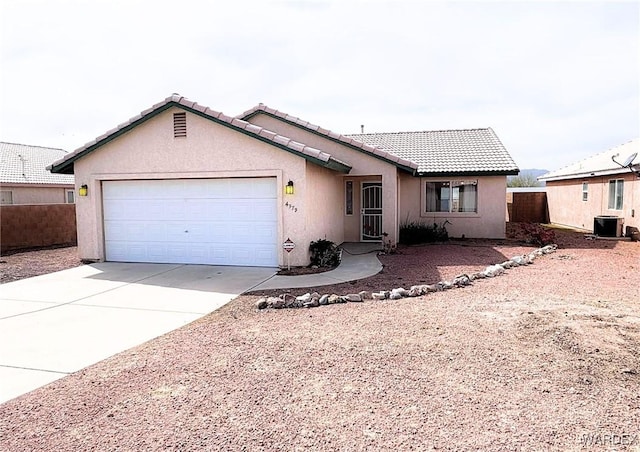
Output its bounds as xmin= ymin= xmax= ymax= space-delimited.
xmin=105 ymin=242 xmax=127 ymax=261
xmin=147 ymin=244 xmax=168 ymax=261
xmin=187 ymin=199 xmax=229 ymax=220
xmin=167 ymin=244 xmax=188 ymax=261
xmin=232 ymin=247 xmax=253 ymax=264
xmin=255 ymin=248 xmax=278 ymax=266
xmin=119 ymin=244 xmax=147 ymax=261
xmin=248 ymin=178 xmax=278 ymax=198
xmin=252 ymin=223 xmax=278 ymax=241
xmin=210 ymin=246 xmax=231 ymax=262
xmin=103 ymin=178 xmax=278 ymax=266
xmin=208 ymin=223 xmax=232 ymax=242
xmin=183 ymin=223 xmax=209 ymax=242
xmin=164 ymin=200 xmax=187 ymax=219
xmin=228 ymin=201 xmax=254 ymax=221
xmin=253 ymin=200 xmax=277 ymax=217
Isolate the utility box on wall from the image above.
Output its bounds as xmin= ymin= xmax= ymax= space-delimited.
xmin=593 ymin=216 xmax=623 ymax=237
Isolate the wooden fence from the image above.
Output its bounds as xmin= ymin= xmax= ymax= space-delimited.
xmin=507 ymin=192 xmax=549 ymax=224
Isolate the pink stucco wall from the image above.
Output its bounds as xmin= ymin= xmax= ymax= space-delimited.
xmin=399 ymin=173 xmax=509 ymax=238
xmin=74 ymin=107 xmax=315 ymax=266
xmin=1 ymin=184 xmax=73 ymax=205
xmin=246 ymin=113 xmax=400 ymax=243
xmin=305 ymin=162 xmax=345 ymax=245
xmin=546 ymin=173 xmax=640 ymax=232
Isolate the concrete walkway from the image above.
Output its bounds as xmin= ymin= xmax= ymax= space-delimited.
xmin=0 ymin=263 xmax=276 ymax=404
xmin=251 ymin=242 xmax=383 ymax=291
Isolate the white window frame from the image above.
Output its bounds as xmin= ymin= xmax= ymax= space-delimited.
xmin=582 ymin=182 xmax=588 ymax=202
xmin=421 ymin=179 xmax=479 ymax=217
xmin=65 ymin=189 xmax=75 ymax=204
xmin=608 ymin=179 xmax=624 ymax=210
xmin=1 ymin=190 xmax=13 ymax=205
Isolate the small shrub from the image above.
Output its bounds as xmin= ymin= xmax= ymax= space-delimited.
xmin=381 ymin=232 xmax=398 ymax=254
xmin=399 ymin=221 xmax=449 ymax=245
xmin=521 ymin=223 xmax=556 ymax=246
xmin=309 ymin=239 xmax=340 ymax=267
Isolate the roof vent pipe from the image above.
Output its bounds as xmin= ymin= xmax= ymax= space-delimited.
xmin=361 ymin=124 xmax=364 ymax=134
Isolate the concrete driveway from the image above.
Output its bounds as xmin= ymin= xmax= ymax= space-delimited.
xmin=0 ymin=263 xmax=276 ymax=404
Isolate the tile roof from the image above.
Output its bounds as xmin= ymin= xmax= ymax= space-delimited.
xmin=0 ymin=142 xmax=74 ymax=185
xmin=239 ymin=104 xmax=419 ymax=173
xmin=49 ymin=95 xmax=351 ymax=175
xmin=539 ymin=138 xmax=639 ymax=181
xmin=344 ymin=129 xmax=519 ymax=176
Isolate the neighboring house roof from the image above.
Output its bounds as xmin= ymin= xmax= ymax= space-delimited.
xmin=239 ymin=104 xmax=419 ymax=174
xmin=49 ymin=95 xmax=352 ymax=175
xmin=345 ymin=129 xmax=519 ymax=176
xmin=539 ymin=139 xmax=640 ymax=182
xmin=0 ymin=142 xmax=74 ymax=185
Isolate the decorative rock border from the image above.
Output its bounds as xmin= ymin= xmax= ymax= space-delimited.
xmin=256 ymin=244 xmax=558 ymax=310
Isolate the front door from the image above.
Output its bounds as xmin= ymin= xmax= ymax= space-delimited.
xmin=361 ymin=182 xmax=383 ymax=241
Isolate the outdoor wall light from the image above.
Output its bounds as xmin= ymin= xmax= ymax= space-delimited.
xmin=79 ymin=184 xmax=88 ymax=197
xmin=285 ymin=180 xmax=294 ymax=195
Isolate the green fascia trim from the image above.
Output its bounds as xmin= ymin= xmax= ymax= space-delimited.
xmin=50 ymin=102 xmax=352 ymax=175
xmin=416 ymin=169 xmax=520 ymax=177
xmin=243 ymin=111 xmax=417 ymax=175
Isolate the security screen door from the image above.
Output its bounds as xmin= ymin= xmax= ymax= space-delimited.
xmin=361 ymin=182 xmax=382 ymax=241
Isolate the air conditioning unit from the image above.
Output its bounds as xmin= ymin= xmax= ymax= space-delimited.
xmin=593 ymin=216 xmax=623 ymax=237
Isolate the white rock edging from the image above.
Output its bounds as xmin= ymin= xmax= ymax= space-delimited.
xmin=255 ymin=244 xmax=558 ymax=310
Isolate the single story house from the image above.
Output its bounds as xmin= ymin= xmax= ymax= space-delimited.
xmin=539 ymin=138 xmax=639 ymax=236
xmin=49 ymin=94 xmax=519 ymax=267
xmin=1 ymin=142 xmax=75 ymax=205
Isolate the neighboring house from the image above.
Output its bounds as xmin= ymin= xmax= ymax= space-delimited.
xmin=49 ymin=95 xmax=519 ymax=267
xmin=1 ymin=142 xmax=75 ymax=205
xmin=539 ymin=139 xmax=640 ymax=236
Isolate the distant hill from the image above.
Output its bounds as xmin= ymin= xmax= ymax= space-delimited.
xmin=507 ymin=169 xmax=549 ymax=186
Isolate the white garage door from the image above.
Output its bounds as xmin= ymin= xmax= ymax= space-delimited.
xmin=103 ymin=178 xmax=278 ymax=267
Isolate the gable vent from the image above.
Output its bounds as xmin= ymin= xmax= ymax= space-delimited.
xmin=173 ymin=112 xmax=187 ymax=138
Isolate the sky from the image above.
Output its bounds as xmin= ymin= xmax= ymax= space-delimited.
xmin=1 ymin=0 xmax=638 ymax=171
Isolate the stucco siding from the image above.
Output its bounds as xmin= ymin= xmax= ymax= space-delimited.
xmin=247 ymin=113 xmax=401 ymax=243
xmin=1 ymin=185 xmax=72 ymax=205
xmin=399 ymin=173 xmax=508 ymax=238
xmin=73 ymin=107 xmax=313 ymax=266
xmin=546 ymin=174 xmax=639 ymax=232
xmin=304 ymin=162 xmax=344 ymax=249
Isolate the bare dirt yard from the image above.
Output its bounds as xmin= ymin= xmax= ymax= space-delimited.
xmin=0 ymin=246 xmax=82 ymax=284
xmin=1 ymin=226 xmax=639 ymax=450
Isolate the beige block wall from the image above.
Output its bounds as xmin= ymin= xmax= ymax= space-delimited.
xmin=247 ymin=113 xmax=400 ymax=243
xmin=1 ymin=184 xmax=73 ymax=205
xmin=74 ymin=107 xmax=319 ymax=266
xmin=399 ymin=173 xmax=508 ymax=238
xmin=546 ymin=173 xmax=640 ymax=232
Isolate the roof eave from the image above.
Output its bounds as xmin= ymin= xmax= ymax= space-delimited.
xmin=417 ymin=169 xmax=520 ymax=177
xmin=49 ymin=100 xmax=353 ymax=175
xmin=49 ymin=101 xmax=177 ymax=174
xmin=241 ymin=109 xmax=418 ymax=174
xmin=539 ymin=167 xmax=634 ymax=181
xmin=324 ymin=159 xmax=352 ymax=173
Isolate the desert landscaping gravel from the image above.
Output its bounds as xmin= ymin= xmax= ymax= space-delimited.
xmin=0 ymin=246 xmax=82 ymax=284
xmin=0 ymin=227 xmax=638 ymax=450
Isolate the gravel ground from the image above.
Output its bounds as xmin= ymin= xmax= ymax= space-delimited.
xmin=0 ymin=227 xmax=639 ymax=450
xmin=0 ymin=246 xmax=82 ymax=284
